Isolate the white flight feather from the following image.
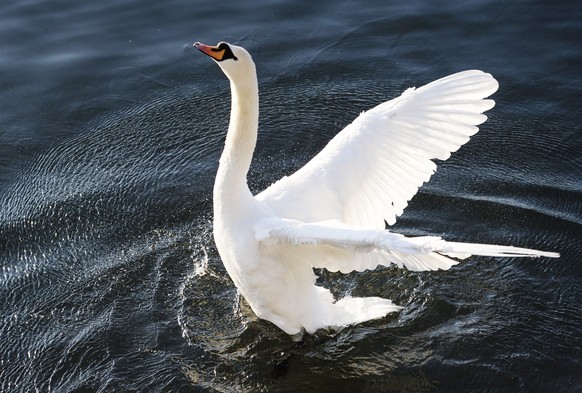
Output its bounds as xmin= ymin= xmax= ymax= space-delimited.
xmin=257 ymin=70 xmax=499 ymax=228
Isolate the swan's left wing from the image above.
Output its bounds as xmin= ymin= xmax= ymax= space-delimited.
xmin=256 ymin=70 xmax=499 ymax=229
xmin=255 ymin=217 xmax=460 ymax=272
xmin=255 ymin=218 xmax=559 ymax=273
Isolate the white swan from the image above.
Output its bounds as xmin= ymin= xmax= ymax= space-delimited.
xmin=194 ymin=41 xmax=559 ymax=337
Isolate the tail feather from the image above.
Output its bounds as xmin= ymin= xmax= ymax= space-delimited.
xmin=329 ymin=296 xmax=402 ymax=328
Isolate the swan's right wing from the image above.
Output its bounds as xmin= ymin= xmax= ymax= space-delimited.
xmin=257 ymin=70 xmax=499 ymax=229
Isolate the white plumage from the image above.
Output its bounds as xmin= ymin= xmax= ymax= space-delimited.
xmin=194 ymin=41 xmax=559 ymax=336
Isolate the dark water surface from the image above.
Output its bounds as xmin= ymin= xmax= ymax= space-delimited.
xmin=1 ymin=0 xmax=581 ymax=392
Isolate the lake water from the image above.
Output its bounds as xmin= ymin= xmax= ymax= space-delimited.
xmin=1 ymin=0 xmax=581 ymax=392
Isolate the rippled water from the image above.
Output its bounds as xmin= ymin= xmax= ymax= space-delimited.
xmin=1 ymin=0 xmax=581 ymax=392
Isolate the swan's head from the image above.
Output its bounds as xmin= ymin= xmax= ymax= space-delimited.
xmin=194 ymin=41 xmax=255 ymax=83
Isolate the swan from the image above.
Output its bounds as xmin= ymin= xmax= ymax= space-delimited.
xmin=194 ymin=41 xmax=559 ymax=337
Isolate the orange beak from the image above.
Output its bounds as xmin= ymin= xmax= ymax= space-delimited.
xmin=194 ymin=42 xmax=226 ymax=61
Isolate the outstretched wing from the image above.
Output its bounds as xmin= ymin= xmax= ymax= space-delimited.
xmin=256 ymin=70 xmax=499 ymax=229
xmin=254 ymin=218 xmax=559 ymax=273
xmin=255 ymin=218 xmax=460 ymax=272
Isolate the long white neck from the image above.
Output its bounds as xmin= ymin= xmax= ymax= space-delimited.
xmin=214 ymin=70 xmax=259 ymax=207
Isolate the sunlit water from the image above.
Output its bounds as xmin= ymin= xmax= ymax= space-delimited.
xmin=1 ymin=1 xmax=581 ymax=392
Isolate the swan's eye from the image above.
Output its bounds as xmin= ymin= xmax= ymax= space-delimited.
xmin=215 ymin=42 xmax=238 ymax=62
